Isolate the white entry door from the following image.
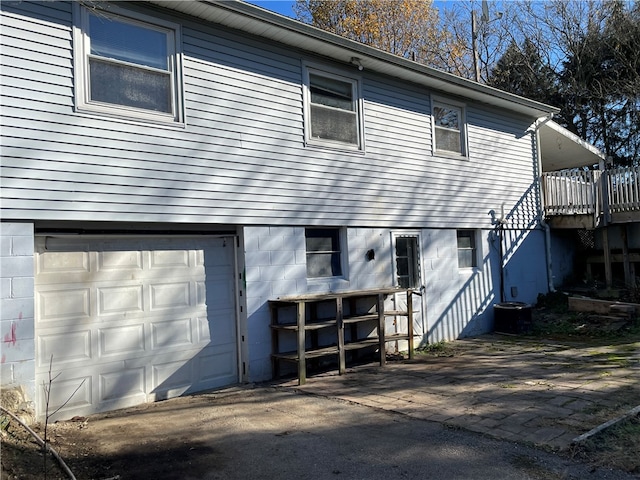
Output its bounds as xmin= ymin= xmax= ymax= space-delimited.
xmin=34 ymin=235 xmax=238 ymax=420
xmin=391 ymin=233 xmax=426 ymax=344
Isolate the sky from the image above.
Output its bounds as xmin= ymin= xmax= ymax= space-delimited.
xmin=246 ymin=1 xmax=459 ymax=19
xmin=247 ymin=1 xmax=297 ymax=17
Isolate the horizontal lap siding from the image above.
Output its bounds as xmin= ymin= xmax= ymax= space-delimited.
xmin=1 ymin=1 xmax=539 ymax=229
xmin=466 ymin=110 xmax=539 ymax=229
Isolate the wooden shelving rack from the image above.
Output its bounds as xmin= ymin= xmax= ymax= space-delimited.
xmin=269 ymin=288 xmax=414 ymax=385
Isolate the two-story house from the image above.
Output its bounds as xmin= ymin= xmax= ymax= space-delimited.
xmin=0 ymin=0 xmax=603 ymax=420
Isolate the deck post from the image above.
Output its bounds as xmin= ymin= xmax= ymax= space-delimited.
xmin=602 ymin=227 xmax=613 ymax=288
xmin=621 ymin=225 xmax=633 ymax=287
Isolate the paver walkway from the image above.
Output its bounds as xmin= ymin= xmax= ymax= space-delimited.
xmin=278 ymin=334 xmax=640 ymax=450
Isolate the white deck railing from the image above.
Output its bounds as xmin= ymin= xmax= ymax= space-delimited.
xmin=542 ymin=169 xmax=601 ymax=216
xmin=543 ymin=165 xmax=640 ymax=221
xmin=607 ymin=165 xmax=640 ymax=213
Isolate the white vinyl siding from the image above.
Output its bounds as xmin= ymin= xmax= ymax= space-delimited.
xmin=1 ymin=2 xmax=539 ymax=231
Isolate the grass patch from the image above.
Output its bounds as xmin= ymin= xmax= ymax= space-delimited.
xmin=574 ymin=414 xmax=640 ymax=474
xmin=416 ymin=341 xmax=457 ymax=357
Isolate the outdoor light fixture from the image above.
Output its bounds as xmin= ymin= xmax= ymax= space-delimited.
xmin=350 ymin=57 xmax=363 ymax=71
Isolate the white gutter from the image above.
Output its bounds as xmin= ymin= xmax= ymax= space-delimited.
xmin=535 ymin=117 xmax=556 ymax=293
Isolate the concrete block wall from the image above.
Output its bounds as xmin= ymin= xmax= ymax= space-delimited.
xmin=0 ymin=222 xmax=35 ymax=407
xmin=243 ymin=226 xmax=395 ymax=382
xmin=243 ymin=226 xmax=306 ymax=381
xmin=244 ymin=225 xmax=550 ymax=379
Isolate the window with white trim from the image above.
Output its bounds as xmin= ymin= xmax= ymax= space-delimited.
xmin=457 ymin=230 xmax=478 ymax=268
xmin=433 ymin=101 xmax=466 ymax=156
xmin=305 ymin=228 xmax=344 ymax=278
xmin=304 ymin=67 xmax=363 ymax=150
xmin=74 ymin=6 xmax=182 ymax=123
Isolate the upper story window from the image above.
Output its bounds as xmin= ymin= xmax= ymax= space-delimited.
xmin=457 ymin=230 xmax=478 ymax=269
xmin=304 ymin=66 xmax=363 ymax=151
xmin=305 ymin=228 xmax=344 ymax=278
xmin=433 ymin=100 xmax=467 ymax=157
xmin=74 ymin=6 xmax=183 ymax=124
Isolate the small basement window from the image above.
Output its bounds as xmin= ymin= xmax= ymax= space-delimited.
xmin=305 ymin=228 xmax=343 ymax=278
xmin=457 ymin=230 xmax=478 ymax=269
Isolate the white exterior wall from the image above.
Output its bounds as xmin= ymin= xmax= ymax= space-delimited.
xmin=243 ymin=226 xmax=395 ymax=381
xmin=0 ymin=2 xmax=553 ymax=392
xmin=1 ymin=2 xmax=540 ymax=231
xmin=0 ymin=223 xmax=36 ymax=404
xmin=243 ymin=225 xmax=548 ymax=381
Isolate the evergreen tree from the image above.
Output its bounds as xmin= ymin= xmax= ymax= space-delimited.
xmin=488 ymin=38 xmax=559 ymax=105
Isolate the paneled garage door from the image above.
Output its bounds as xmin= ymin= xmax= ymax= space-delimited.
xmin=34 ymin=235 xmax=238 ymax=420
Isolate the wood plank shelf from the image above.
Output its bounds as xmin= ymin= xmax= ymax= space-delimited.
xmin=270 ymin=287 xmax=415 ymax=385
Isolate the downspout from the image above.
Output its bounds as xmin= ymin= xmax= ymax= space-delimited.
xmin=535 ymin=116 xmax=556 ymax=293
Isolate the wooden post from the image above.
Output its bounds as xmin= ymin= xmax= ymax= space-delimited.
xmin=621 ymin=225 xmax=633 ymax=287
xmin=602 ymin=227 xmax=613 ymax=288
xmin=336 ymin=296 xmax=345 ymax=375
xmin=377 ymin=293 xmax=386 ymax=366
xmin=296 ymin=301 xmax=306 ymax=385
xmin=407 ymin=290 xmax=414 ymax=360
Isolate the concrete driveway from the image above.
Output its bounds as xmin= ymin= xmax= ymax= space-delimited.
xmin=45 ymin=334 xmax=639 ymax=480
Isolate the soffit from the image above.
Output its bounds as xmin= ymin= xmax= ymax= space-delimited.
xmin=539 ymin=121 xmax=605 ymax=171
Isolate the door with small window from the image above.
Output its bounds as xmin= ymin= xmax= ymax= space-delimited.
xmin=391 ymin=233 xmax=426 ymax=343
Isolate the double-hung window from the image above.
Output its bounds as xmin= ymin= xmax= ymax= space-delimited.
xmin=74 ymin=6 xmax=182 ymax=123
xmin=457 ymin=230 xmax=478 ymax=269
xmin=304 ymin=66 xmax=363 ymax=150
xmin=305 ymin=228 xmax=344 ymax=278
xmin=433 ymin=100 xmax=467 ymax=157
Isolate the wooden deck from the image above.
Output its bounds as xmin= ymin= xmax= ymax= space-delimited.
xmin=543 ymin=166 xmax=640 ymax=228
xmin=543 ymin=166 xmax=640 ymax=287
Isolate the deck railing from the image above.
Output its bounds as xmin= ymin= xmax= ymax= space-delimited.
xmin=607 ymin=165 xmax=640 ymax=214
xmin=543 ymin=165 xmax=640 ymax=222
xmin=542 ymin=169 xmax=601 ymax=216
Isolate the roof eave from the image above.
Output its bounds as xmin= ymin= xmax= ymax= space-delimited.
xmin=148 ymin=0 xmax=559 ymax=119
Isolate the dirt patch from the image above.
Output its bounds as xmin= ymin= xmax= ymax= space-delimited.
xmin=1 ymin=417 xmax=103 ymax=480
xmin=572 ymin=414 xmax=640 ymax=475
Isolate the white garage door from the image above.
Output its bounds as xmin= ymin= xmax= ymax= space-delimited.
xmin=35 ymin=235 xmax=238 ymax=420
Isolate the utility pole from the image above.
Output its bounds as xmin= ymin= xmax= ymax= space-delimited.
xmin=471 ymin=0 xmax=502 ymax=84
xmin=471 ymin=9 xmax=480 ymax=83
